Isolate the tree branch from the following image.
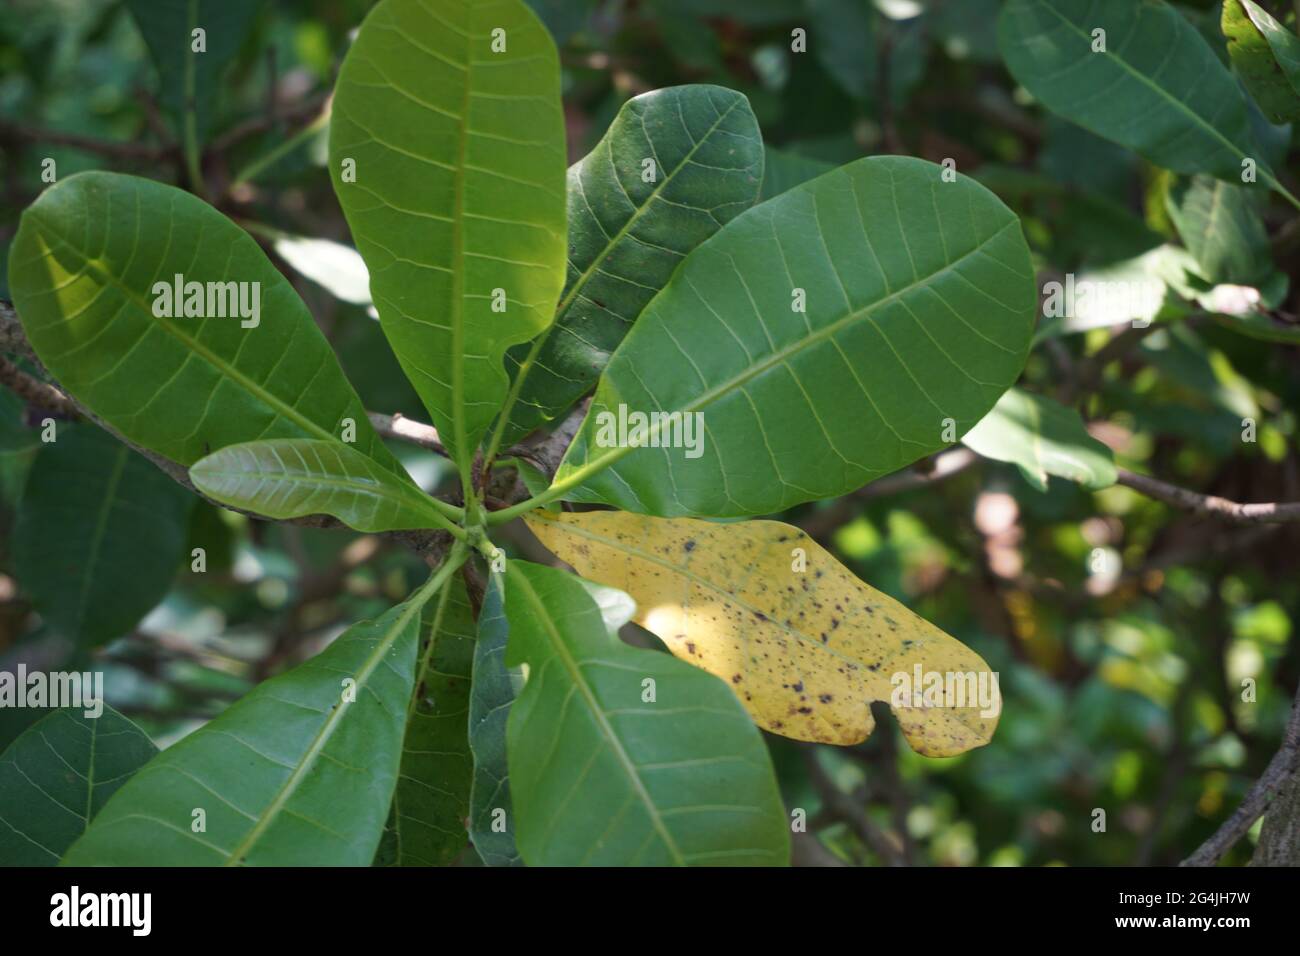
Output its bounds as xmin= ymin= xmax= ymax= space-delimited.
xmin=1182 ymin=681 xmax=1300 ymax=866
xmin=1118 ymin=468 xmax=1300 ymax=524
xmin=0 ymin=119 xmax=172 ymax=161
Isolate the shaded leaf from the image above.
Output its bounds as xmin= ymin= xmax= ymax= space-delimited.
xmin=500 ymin=85 xmax=764 ymax=447
xmin=383 ymin=576 xmax=475 ymax=866
xmin=13 ymin=428 xmax=193 ymax=646
xmin=1223 ymin=0 xmax=1300 ymax=124
xmin=8 ymin=172 xmax=400 ymax=474
xmin=998 ymin=0 xmax=1288 ymax=198
xmin=467 ymin=573 xmax=525 ymax=866
xmin=126 ymin=0 xmax=261 ymax=142
xmin=1166 ymin=174 xmax=1271 ymax=286
xmin=526 ymin=511 xmax=1001 ymax=755
xmin=501 ymin=559 xmax=790 ymax=865
xmin=0 ymin=706 xmax=157 ymax=866
xmin=329 ymin=0 xmax=568 ymax=471
xmin=191 ymin=439 xmax=455 ymax=533
xmin=962 ymin=387 xmax=1117 ymax=491
xmin=62 ymin=591 xmax=431 ymax=865
xmin=550 ymin=155 xmax=1035 ymax=517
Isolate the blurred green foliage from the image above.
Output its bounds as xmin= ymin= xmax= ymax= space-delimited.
xmin=1 ymin=0 xmax=1297 ymax=867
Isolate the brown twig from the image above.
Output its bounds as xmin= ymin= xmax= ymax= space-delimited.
xmin=1182 ymin=681 xmax=1300 ymax=866
xmin=0 ymin=355 xmax=81 ymax=418
xmin=0 ymin=119 xmax=172 ymax=161
xmin=802 ymin=746 xmax=905 ymax=866
xmin=1118 ymin=468 xmax=1300 ymax=524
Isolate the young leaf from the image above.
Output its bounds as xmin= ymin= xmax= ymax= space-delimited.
xmin=998 ymin=0 xmax=1290 ymax=200
xmin=126 ymin=0 xmax=261 ymax=143
xmin=501 ymin=560 xmax=790 ymax=865
xmin=7 ymin=172 xmax=401 ymax=475
xmin=1223 ymin=0 xmax=1300 ymax=124
xmin=1165 ymin=175 xmax=1272 ymax=287
xmin=329 ymin=0 xmax=568 ymax=472
xmin=546 ymin=156 xmax=1035 ymax=518
xmin=467 ymin=573 xmax=525 ymax=866
xmin=525 ymin=511 xmax=1001 ymax=756
xmin=961 ymin=387 xmax=1118 ymax=491
xmin=13 ymin=428 xmax=193 ymax=646
xmin=191 ymin=439 xmax=458 ymax=533
xmin=498 ymin=84 xmax=764 ymax=448
xmin=383 ymin=576 xmax=476 ymax=866
xmin=61 ymin=577 xmax=445 ymax=866
xmin=0 ymin=706 xmax=157 ymax=866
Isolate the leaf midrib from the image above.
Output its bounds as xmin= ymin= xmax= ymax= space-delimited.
xmin=556 ymin=217 xmax=1024 ymax=492
xmin=509 ymin=566 xmax=686 ymax=866
xmin=222 ymin=598 xmax=423 ymax=865
xmin=196 ymin=461 xmax=444 ymax=525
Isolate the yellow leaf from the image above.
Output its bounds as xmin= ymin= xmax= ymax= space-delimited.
xmin=525 ymin=511 xmax=1000 ymax=756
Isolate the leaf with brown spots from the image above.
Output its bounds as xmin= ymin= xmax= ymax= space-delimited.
xmin=526 ymin=511 xmax=1000 ymax=756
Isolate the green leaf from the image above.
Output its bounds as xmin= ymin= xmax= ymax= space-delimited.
xmin=7 ymin=172 xmax=400 ymax=475
xmin=998 ymin=0 xmax=1293 ymax=203
xmin=329 ymin=0 xmax=568 ymax=472
xmin=501 ymin=560 xmax=791 ymax=866
xmin=467 ymin=573 xmax=525 ymax=866
xmin=807 ymin=0 xmax=875 ymax=100
xmin=1223 ymin=0 xmax=1300 ymax=124
xmin=61 ymin=577 xmax=445 ymax=866
xmin=498 ymin=85 xmax=764 ymax=448
xmin=544 ymin=156 xmax=1035 ymax=518
xmin=759 ymin=146 xmax=835 ymax=201
xmin=13 ymin=428 xmax=193 ymax=646
xmin=961 ymin=387 xmax=1117 ymax=492
xmin=384 ymin=576 xmax=476 ymax=866
xmin=191 ymin=439 xmax=456 ymax=533
xmin=1166 ymin=175 xmax=1271 ymax=287
xmin=0 ymin=706 xmax=157 ymax=866
xmin=126 ymin=0 xmax=261 ymax=142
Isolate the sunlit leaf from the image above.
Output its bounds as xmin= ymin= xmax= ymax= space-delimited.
xmin=526 ymin=511 xmax=1001 ymax=755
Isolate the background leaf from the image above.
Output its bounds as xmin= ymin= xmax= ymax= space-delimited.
xmin=551 ymin=155 xmax=1036 ymax=517
xmin=125 ymin=0 xmax=261 ymax=142
xmin=501 ymin=559 xmax=791 ymax=865
xmin=13 ymin=428 xmax=193 ymax=646
xmin=998 ymin=0 xmax=1286 ymax=197
xmin=1165 ymin=174 xmax=1272 ymax=286
xmin=1222 ymin=0 xmax=1300 ymax=124
xmin=759 ymin=146 xmax=834 ymax=201
xmin=62 ymin=594 xmax=427 ymax=865
xmin=961 ymin=387 xmax=1118 ymax=492
xmin=499 ymin=84 xmax=764 ymax=446
xmin=8 ymin=172 xmax=400 ymax=474
xmin=329 ymin=0 xmax=568 ymax=471
xmin=526 ymin=511 xmax=1001 ymax=755
xmin=191 ymin=439 xmax=454 ymax=533
xmin=0 ymin=706 xmax=157 ymax=866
